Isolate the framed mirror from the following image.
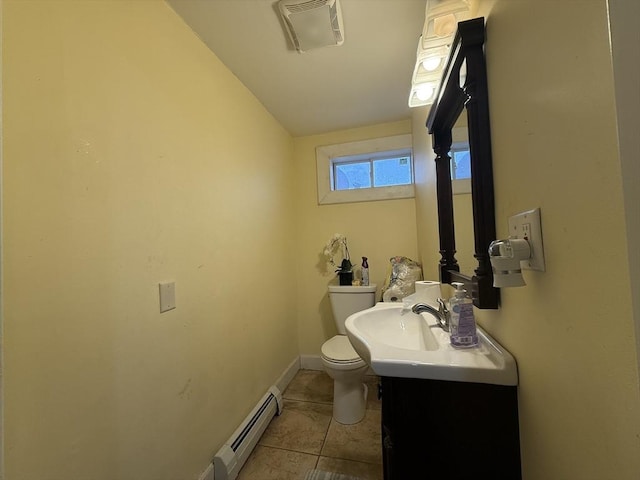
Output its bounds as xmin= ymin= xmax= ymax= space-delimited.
xmin=426 ymin=17 xmax=499 ymax=309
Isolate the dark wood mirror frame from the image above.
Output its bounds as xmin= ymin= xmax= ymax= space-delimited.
xmin=426 ymin=17 xmax=499 ymax=309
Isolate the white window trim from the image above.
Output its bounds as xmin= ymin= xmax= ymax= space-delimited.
xmin=452 ymin=178 xmax=472 ymax=195
xmin=316 ymin=134 xmax=414 ymax=205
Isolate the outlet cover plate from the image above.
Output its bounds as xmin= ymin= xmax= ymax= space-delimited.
xmin=159 ymin=281 xmax=176 ymax=313
xmin=508 ymin=208 xmax=545 ymax=271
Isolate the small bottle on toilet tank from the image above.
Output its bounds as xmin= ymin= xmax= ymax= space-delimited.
xmin=361 ymin=257 xmax=369 ymax=286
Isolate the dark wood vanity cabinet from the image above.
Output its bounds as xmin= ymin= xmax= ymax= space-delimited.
xmin=380 ymin=376 xmax=522 ymax=479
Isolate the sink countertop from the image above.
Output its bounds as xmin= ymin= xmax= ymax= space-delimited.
xmin=345 ymin=302 xmax=518 ymax=386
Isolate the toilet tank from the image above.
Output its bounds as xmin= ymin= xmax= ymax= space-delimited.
xmin=328 ymin=285 xmax=377 ymax=334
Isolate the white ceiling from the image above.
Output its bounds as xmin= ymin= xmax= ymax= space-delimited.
xmin=167 ymin=0 xmax=427 ymax=136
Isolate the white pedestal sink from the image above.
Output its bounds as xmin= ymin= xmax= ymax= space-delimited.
xmin=345 ymin=302 xmax=518 ymax=386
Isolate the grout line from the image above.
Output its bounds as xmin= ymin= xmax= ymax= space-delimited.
xmin=282 ymin=397 xmax=333 ymax=406
xmin=323 ymin=453 xmax=384 ymax=466
xmin=260 ymin=440 xmax=383 ymax=466
xmin=257 ymin=444 xmax=322 ymax=457
xmin=319 ymin=416 xmax=333 ymax=458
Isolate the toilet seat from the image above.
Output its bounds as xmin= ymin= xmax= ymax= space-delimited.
xmin=321 ymin=335 xmax=362 ymax=365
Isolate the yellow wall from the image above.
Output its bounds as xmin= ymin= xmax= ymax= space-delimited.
xmin=4 ymin=0 xmax=639 ymax=479
xmin=293 ymin=121 xmax=419 ymax=354
xmin=610 ymin=0 xmax=640 ymax=387
xmin=2 ymin=1 xmax=297 ymax=478
xmin=413 ymin=106 xmax=440 ymax=282
xmin=415 ymin=1 xmax=640 ymax=478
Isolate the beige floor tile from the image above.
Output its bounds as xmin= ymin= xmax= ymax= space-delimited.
xmin=259 ymin=399 xmax=333 ymax=455
xmin=243 ymin=369 xmax=384 ymax=479
xmin=236 ymin=445 xmax=318 ymax=480
xmin=284 ymin=369 xmax=334 ymax=404
xmin=317 ymin=456 xmax=384 ymax=480
xmin=321 ymin=408 xmax=382 ymax=465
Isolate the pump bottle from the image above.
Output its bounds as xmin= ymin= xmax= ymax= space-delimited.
xmin=449 ymin=282 xmax=478 ymax=348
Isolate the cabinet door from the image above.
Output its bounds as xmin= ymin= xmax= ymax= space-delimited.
xmin=380 ymin=379 xmax=394 ymax=479
xmin=380 ymin=376 xmax=521 ymax=479
xmin=381 ymin=424 xmax=394 ymax=479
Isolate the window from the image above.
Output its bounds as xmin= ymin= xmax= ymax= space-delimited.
xmin=451 ymin=126 xmax=471 ymax=195
xmin=450 ymin=147 xmax=471 ymax=180
xmin=316 ymin=134 xmax=414 ymax=205
xmin=332 ymin=151 xmax=413 ymax=190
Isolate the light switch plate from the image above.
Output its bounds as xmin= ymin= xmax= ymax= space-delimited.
xmin=159 ymin=281 xmax=176 ymax=313
xmin=508 ymin=208 xmax=546 ymax=271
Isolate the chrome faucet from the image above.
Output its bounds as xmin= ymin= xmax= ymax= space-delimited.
xmin=411 ymin=299 xmax=450 ymax=332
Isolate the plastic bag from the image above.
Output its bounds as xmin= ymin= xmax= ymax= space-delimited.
xmin=380 ymin=256 xmax=423 ymax=302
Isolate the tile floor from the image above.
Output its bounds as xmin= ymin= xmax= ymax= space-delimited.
xmin=237 ymin=369 xmax=383 ymax=480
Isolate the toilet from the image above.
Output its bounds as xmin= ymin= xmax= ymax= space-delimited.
xmin=321 ymin=284 xmax=377 ymax=424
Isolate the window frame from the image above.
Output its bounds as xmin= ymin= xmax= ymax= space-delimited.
xmin=450 ymin=141 xmax=472 ymax=195
xmin=332 ymin=149 xmax=413 ymax=191
xmin=450 ymin=124 xmax=471 ymax=195
xmin=316 ymin=134 xmax=414 ymax=205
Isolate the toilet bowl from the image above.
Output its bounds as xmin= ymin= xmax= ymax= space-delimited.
xmin=322 ymin=285 xmax=376 ymax=425
xmin=321 ymin=335 xmax=369 ymax=424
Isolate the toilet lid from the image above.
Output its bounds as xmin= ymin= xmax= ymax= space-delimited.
xmin=321 ymin=336 xmax=361 ymax=363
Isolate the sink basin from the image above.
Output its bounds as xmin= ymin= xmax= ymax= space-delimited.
xmin=349 ymin=303 xmax=440 ymax=352
xmin=345 ymin=302 xmax=518 ymax=386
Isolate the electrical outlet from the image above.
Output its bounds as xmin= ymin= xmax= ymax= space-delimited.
xmin=507 ymin=208 xmax=545 ymax=271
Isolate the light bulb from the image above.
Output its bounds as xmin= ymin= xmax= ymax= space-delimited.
xmin=422 ymin=56 xmax=442 ymax=72
xmin=415 ymin=84 xmax=434 ymax=101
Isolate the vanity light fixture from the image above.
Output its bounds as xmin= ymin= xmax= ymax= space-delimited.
xmin=409 ymin=0 xmax=470 ymax=107
xmin=408 ymin=39 xmax=445 ymax=107
xmin=421 ymin=0 xmax=471 ymax=51
xmin=432 ymin=13 xmax=458 ymax=37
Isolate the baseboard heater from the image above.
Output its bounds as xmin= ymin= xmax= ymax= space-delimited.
xmin=213 ymin=386 xmax=283 ymax=480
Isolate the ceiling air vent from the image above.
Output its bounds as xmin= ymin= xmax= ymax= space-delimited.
xmin=278 ymin=0 xmax=345 ymax=53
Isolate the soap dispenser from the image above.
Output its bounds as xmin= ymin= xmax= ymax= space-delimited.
xmin=449 ymin=282 xmax=478 ymax=348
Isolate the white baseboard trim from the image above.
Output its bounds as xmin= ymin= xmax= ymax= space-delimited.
xmin=275 ymin=357 xmax=301 ymax=394
xmin=300 ymin=354 xmax=324 ymax=371
xmin=198 ymin=462 xmax=214 ymax=480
